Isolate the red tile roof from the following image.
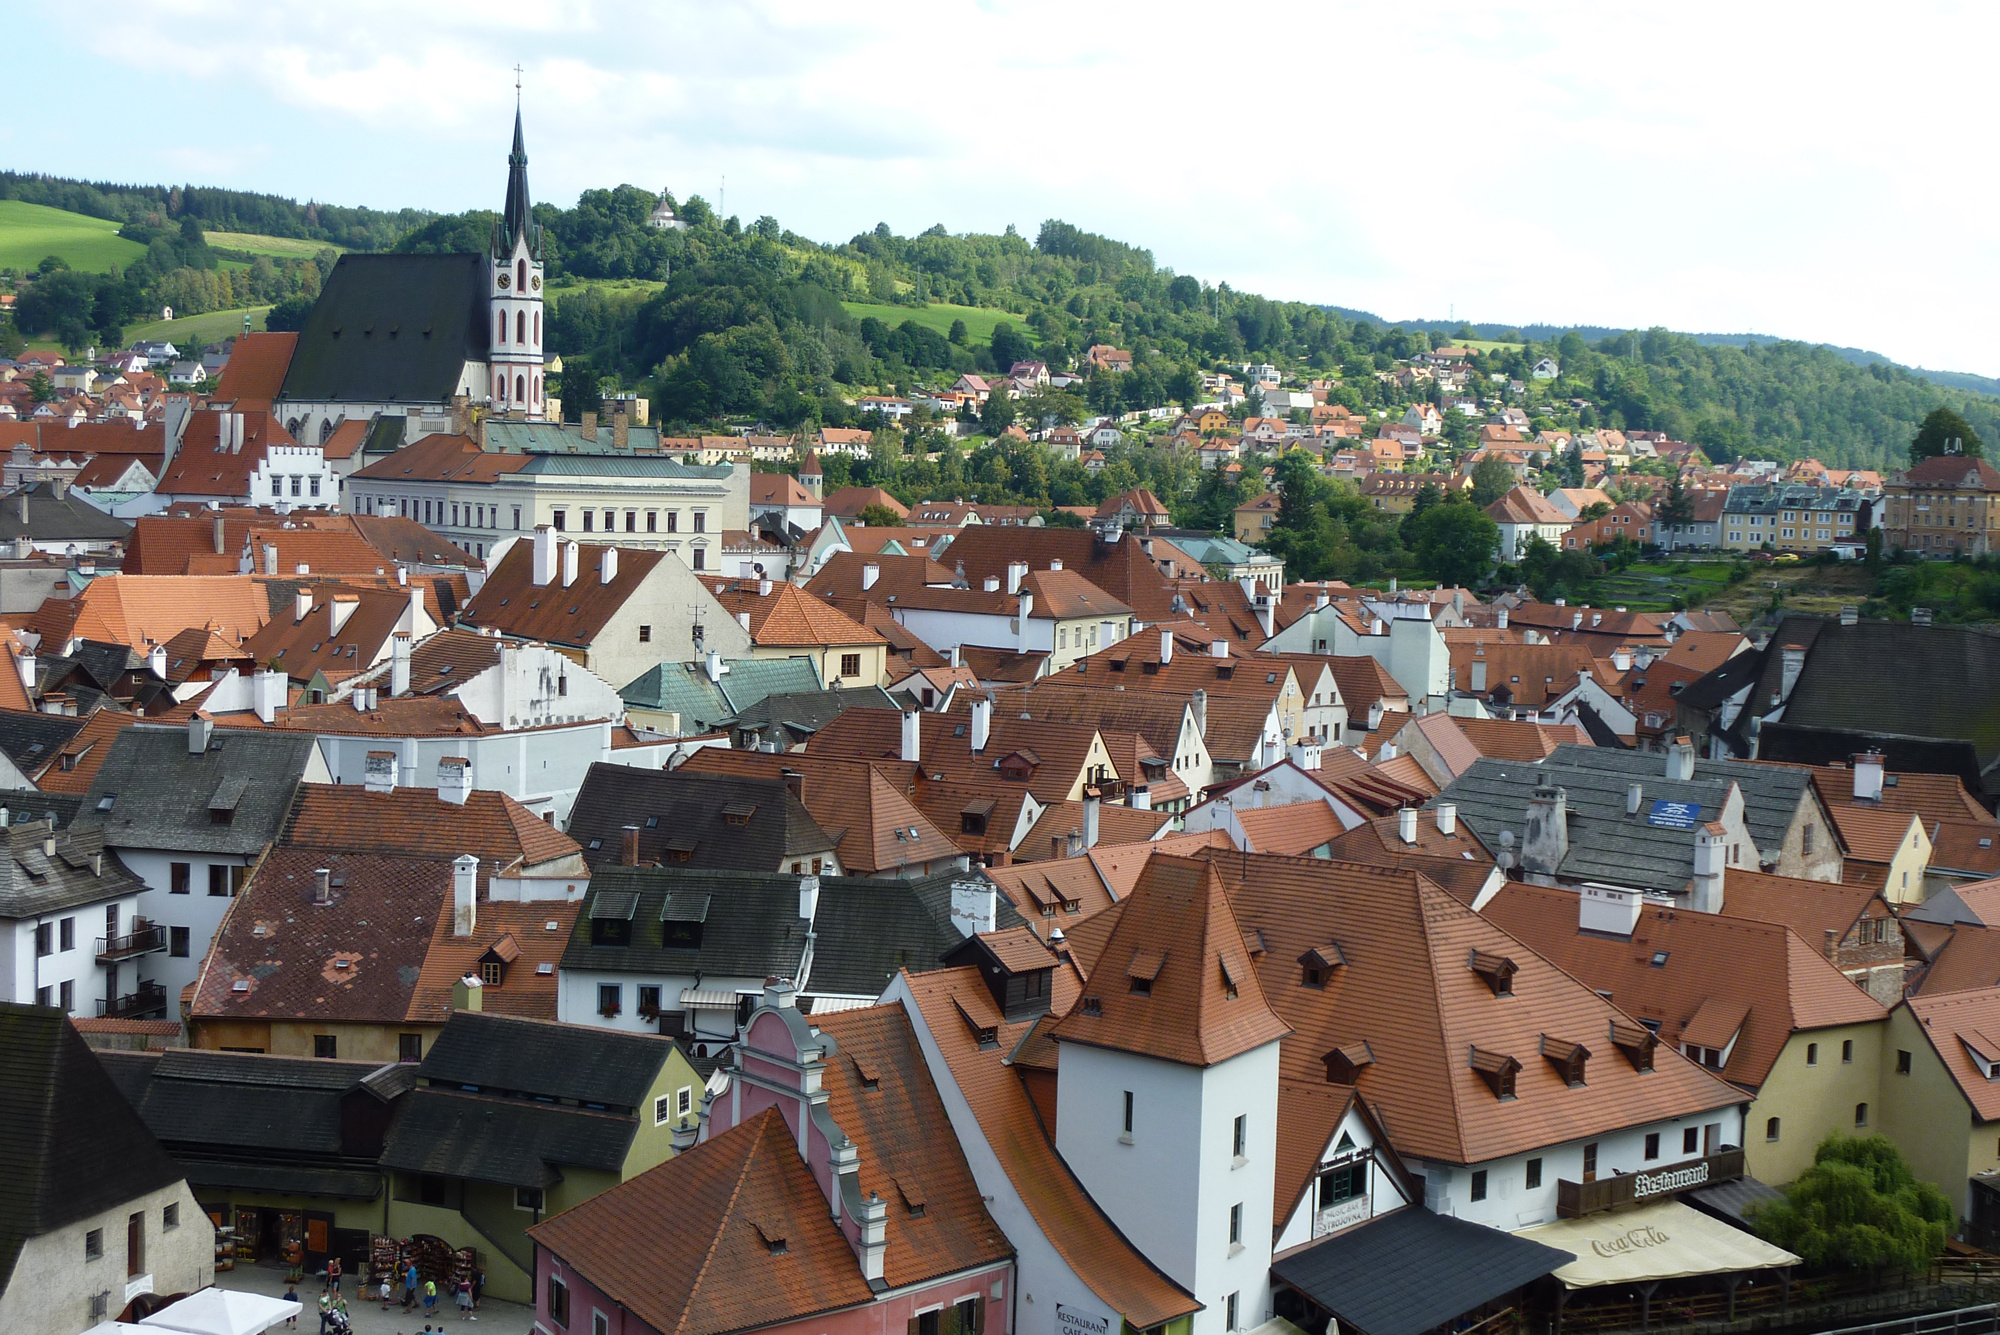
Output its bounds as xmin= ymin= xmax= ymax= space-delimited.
xmin=212 ymin=332 xmax=298 ymax=407
xmin=283 ymin=783 xmax=581 ymax=871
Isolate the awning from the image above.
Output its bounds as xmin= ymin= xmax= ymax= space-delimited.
xmin=1517 ymin=1199 xmax=1799 ymax=1288
xmin=140 ymin=1288 xmax=301 ymax=1335
xmin=681 ymin=988 xmax=744 ymax=1009
xmin=1271 ymin=1206 xmax=1573 ymax=1335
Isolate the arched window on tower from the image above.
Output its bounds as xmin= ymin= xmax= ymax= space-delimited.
xmin=533 ymin=312 xmax=540 ymax=345
xmin=497 ymin=312 xmax=507 ymax=344
xmin=496 ymin=377 xmax=506 ymax=404
xmin=516 ymin=373 xmax=526 ymax=403
xmin=517 ymin=259 xmax=527 ymax=290
xmin=517 ymin=310 xmax=526 ymax=343
xmin=533 ymin=375 xmax=540 ymax=403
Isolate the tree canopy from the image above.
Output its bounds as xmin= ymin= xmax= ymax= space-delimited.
xmin=1753 ymin=1135 xmax=1951 ymax=1272
xmin=1910 ymin=405 xmax=1984 ymax=463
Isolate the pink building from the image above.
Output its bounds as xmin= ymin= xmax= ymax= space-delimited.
xmin=529 ymin=983 xmax=1014 ymax=1335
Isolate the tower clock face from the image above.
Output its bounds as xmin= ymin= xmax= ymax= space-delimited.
xmin=497 ymin=273 xmax=512 ymax=289
xmin=531 ymin=275 xmax=541 ymax=291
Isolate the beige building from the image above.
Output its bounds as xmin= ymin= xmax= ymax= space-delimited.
xmin=1882 ymin=990 xmax=2000 ymax=1227
xmin=1882 ymin=455 xmax=2000 ymax=557
xmin=1719 ymin=483 xmax=1867 ymax=554
xmin=707 ymin=580 xmax=892 ymax=688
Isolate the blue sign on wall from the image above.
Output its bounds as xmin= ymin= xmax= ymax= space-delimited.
xmin=1648 ymin=799 xmax=1701 ymax=830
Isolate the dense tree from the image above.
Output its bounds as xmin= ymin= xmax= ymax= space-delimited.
xmin=1406 ymin=497 xmax=1499 ymax=587
xmin=1754 ymin=1136 xmax=1949 ymax=1272
xmin=1469 ymin=458 xmax=1516 ymax=508
xmin=1910 ymin=406 xmax=1984 ymax=463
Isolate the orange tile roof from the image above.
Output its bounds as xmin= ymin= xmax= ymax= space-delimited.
xmin=408 ymin=900 xmax=580 ymax=1023
xmin=155 ymin=409 xmax=299 ymax=498
xmin=460 ymin=538 xmax=666 ymax=648
xmin=283 ymin=783 xmax=581 ymax=871
xmin=712 ymin=580 xmax=883 ymax=649
xmin=1232 ymin=801 xmax=1346 ymax=856
xmin=33 ymin=709 xmax=139 ymax=793
xmin=212 ymin=332 xmax=297 ymax=407
xmin=349 ymin=432 xmax=533 ymax=484
xmin=1803 ymin=766 xmax=1995 ymax=829
xmin=1718 ymin=868 xmax=1886 ymax=950
xmin=1904 ymin=989 xmax=2000 ymax=1121
xmin=318 ymin=418 xmax=370 ymax=461
xmin=1910 ymin=920 xmax=2000 ymax=996
xmin=1826 ymin=804 xmax=1924 ymax=864
xmin=1933 ymin=820 xmax=2000 ymax=878
xmin=899 ymin=969 xmax=1199 ymax=1328
xmin=1317 ymin=812 xmax=1496 ymax=905
xmin=1051 ymin=855 xmax=1289 ymax=1068
xmin=673 ymin=749 xmax=962 ymax=875
xmin=39 ymin=575 xmax=270 ymax=648
xmin=1015 ymin=801 xmax=1170 ymax=863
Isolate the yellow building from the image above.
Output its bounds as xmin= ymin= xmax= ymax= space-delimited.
xmin=1882 ymin=455 xmax=2000 ymax=557
xmin=1719 ymin=483 xmax=1866 ymax=553
xmin=713 ymin=580 xmax=891 ymax=688
xmin=1826 ymin=805 xmax=1934 ymax=905
xmin=1881 ymin=991 xmax=2000 ymax=1229
xmin=1742 ymin=1021 xmax=1887 ymax=1185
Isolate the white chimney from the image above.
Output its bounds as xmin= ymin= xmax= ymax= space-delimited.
xmin=1690 ymin=825 xmax=1727 ymax=913
xmin=1084 ymin=794 xmax=1100 ymax=849
xmin=1591 ymin=612 xmax=1602 ymax=627
xmin=949 ymin=880 xmax=997 ymax=937
xmin=452 ymin=853 xmax=478 ymax=936
xmin=1006 ymin=560 xmax=1028 ymax=595
xmin=187 ymin=713 xmax=212 ymax=755
xmin=1665 ymin=736 xmax=1695 ymax=782
xmin=862 ymin=562 xmax=880 ymax=591
xmin=970 ymin=695 xmax=992 ymax=753
xmin=262 ymin=542 xmax=278 ymax=576
xmin=1613 ymin=648 xmax=1632 ymax=672
xmin=294 ymin=588 xmax=313 ymax=623
xmin=12 ymin=650 xmax=31 ymax=695
xmin=1627 ymin=782 xmax=1644 ymax=816
xmin=706 ymin=649 xmax=727 ymax=683
xmin=1436 ymin=802 xmax=1457 ymax=835
xmin=148 ymin=643 xmax=167 ymax=680
xmin=798 ymin=874 xmax=821 ymax=922
xmin=599 ymin=547 xmax=618 ymax=585
xmin=900 ymin=709 xmax=921 ymax=763
xmin=1017 ymin=591 xmax=1033 ymax=652
xmin=313 ymin=867 xmax=332 ymax=906
xmin=562 ymin=541 xmax=579 ymax=588
xmin=363 ymin=750 xmax=397 ymax=793
xmin=1160 ymin=628 xmax=1174 ymax=664
xmin=1397 ymin=807 xmax=1418 ymax=845
xmin=390 ymin=632 xmax=412 ymax=697
xmin=1853 ymin=751 xmax=1885 ymax=803
xmin=532 ymin=525 xmax=556 ymax=587
xmin=758 ymin=577 xmax=771 ymax=596
xmin=329 ymin=597 xmax=357 ymax=636
xmin=736 ymin=610 xmax=752 ymax=633
xmin=1256 ymin=595 xmax=1275 ymax=638
xmin=1496 ymin=607 xmax=1509 ymax=630
xmin=1578 ymin=883 xmax=1642 ymax=936
xmin=1211 ymin=639 xmax=1229 ymax=659
xmin=437 ymin=756 xmax=471 ymax=806
xmin=1131 ymin=786 xmax=1152 ymax=810
xmin=982 ymin=575 xmax=1000 ymax=592
xmin=1778 ymin=644 xmax=1806 ymax=701
xmin=251 ymin=669 xmax=285 ymax=724
xmin=351 ymin=689 xmax=368 ymax=713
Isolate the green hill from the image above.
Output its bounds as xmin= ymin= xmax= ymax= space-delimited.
xmin=0 ymin=200 xmax=147 ymax=272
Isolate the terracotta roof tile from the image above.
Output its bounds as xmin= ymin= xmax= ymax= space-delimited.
xmin=1233 ymin=801 xmax=1347 ymax=856
xmin=673 ymin=750 xmax=961 ymax=875
xmin=1905 ymin=989 xmax=2000 ymax=1121
xmin=1015 ymin=801 xmax=1170 ymax=863
xmin=460 ymin=537 xmax=665 ymax=648
xmin=407 ymin=900 xmax=580 ymax=1023
xmin=34 ymin=575 xmax=270 ymax=650
xmin=282 ymin=783 xmax=582 ymax=871
xmin=712 ymin=581 xmax=884 ymax=649
xmin=34 ymin=710 xmax=140 ymax=794
xmin=212 ymin=332 xmax=297 ymax=407
xmin=155 ymin=409 xmax=299 ymax=498
xmin=1933 ymin=820 xmax=2000 ymax=877
xmin=1825 ymin=804 xmax=1925 ymax=864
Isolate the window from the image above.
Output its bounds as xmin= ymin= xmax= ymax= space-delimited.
xmin=1318 ymin=1161 xmax=1365 ymax=1207
xmin=547 ymin=1275 xmax=569 ymax=1327
xmin=654 ymin=1094 xmax=673 ymax=1126
xmin=85 ymin=1227 xmax=103 ymax=1260
xmin=59 ymin=980 xmax=72 ymax=1013
xmin=666 ymin=510 xmax=678 ymax=533
xmin=1767 ymin=1117 xmax=1782 ymax=1142
xmin=692 ymin=548 xmax=705 ymax=571
xmin=481 ymin=961 xmax=502 ymax=986
xmin=840 ymin=652 xmax=862 ymax=679
xmin=1644 ymin=1132 xmax=1660 ymax=1160
xmin=598 ymin=983 xmax=621 ymax=1015
xmin=582 ymin=510 xmax=593 ymax=532
xmin=678 ymin=1085 xmax=694 ymax=1117
xmin=646 ymin=511 xmax=658 ymax=533
xmin=208 ymin=865 xmax=230 ymax=896
xmin=552 ymin=510 xmax=566 ymax=531
xmin=1806 ymin=1042 xmax=1818 ymax=1066
xmin=513 ymin=506 xmax=522 ymax=531
xmin=1897 ymin=1049 xmax=1913 ymax=1075
xmin=314 ymin=1034 xmax=337 ymax=1059
xmin=638 ymin=625 xmax=651 ymax=643
xmin=1683 ymin=1127 xmax=1698 ymax=1155
xmin=1228 ymin=1201 xmax=1242 ymax=1245
xmin=170 ymin=926 xmax=189 ymax=958
xmin=1122 ymin=1090 xmax=1134 ymax=1136
xmin=1226 ymin=1292 xmax=1240 ymax=1333
xmin=33 ymin=923 xmax=49 ymax=957
xmin=1855 ymin=1102 xmax=1869 ymax=1127
xmin=1469 ymin=1169 xmax=1488 ymax=1202
xmin=515 ymin=1186 xmax=544 ymax=1213
xmin=1803 ymin=824 xmax=1814 ymax=855
xmin=163 ymin=1203 xmax=178 ymax=1231
xmin=35 ymin=986 xmax=48 ymax=1006
xmin=1842 ymin=1039 xmax=1855 ymax=1063
xmin=693 ymin=510 xmax=707 ymax=533
xmin=593 ymin=1314 xmax=609 ymax=1335
xmin=127 ymin=1212 xmax=144 ymax=1276
xmin=625 ymin=511 xmax=637 ymax=533
xmin=170 ymin=862 xmax=190 ymax=894
xmin=603 ymin=510 xmax=615 ymax=532
xmin=1232 ymin=1114 xmax=1247 ymax=1160
xmin=1525 ymin=1158 xmax=1542 ymax=1190
xmin=399 ymin=1033 xmax=423 ymax=1063
xmin=59 ymin=917 xmax=73 ymax=951
xmin=1582 ymin=1142 xmax=1599 ymax=1182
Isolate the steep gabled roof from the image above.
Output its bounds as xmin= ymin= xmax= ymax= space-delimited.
xmin=81 ymin=723 xmax=316 ymax=854
xmin=278 ymin=253 xmax=489 ymax=404
xmin=674 ymin=749 xmax=962 ymax=876
xmin=282 ymin=782 xmax=581 ymax=871
xmin=565 ymin=764 xmax=837 ymax=872
xmin=212 ymin=331 xmax=297 ymax=407
xmin=1904 ymin=989 xmax=2000 ymax=1121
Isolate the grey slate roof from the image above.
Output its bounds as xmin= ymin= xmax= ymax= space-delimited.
xmin=381 ymin=1086 xmax=635 ymax=1188
xmin=730 ymin=685 xmax=900 ymax=747
xmin=1779 ymin=618 xmax=2000 ymax=781
xmin=0 ymin=483 xmax=134 ymax=543
xmin=0 ymin=792 xmax=84 ymax=831
xmin=0 ymin=710 xmax=84 ymax=773
xmin=1270 ymin=1206 xmax=1571 ymax=1335
xmin=1534 ymin=743 xmax=1809 ymax=859
xmin=559 ymin=865 xmax=986 ymax=996
xmin=0 ymin=1007 xmax=184 ymax=1293
xmin=0 ymin=818 xmax=144 ymax=919
xmin=80 ymin=723 xmax=317 ymax=855
xmin=1431 ymin=756 xmax=1736 ymax=895
xmin=566 ymin=764 xmax=837 ymax=873
xmin=619 ymin=655 xmax=822 ymax=732
xmin=417 ymin=1010 xmax=673 ymax=1112
xmin=277 ymin=253 xmax=488 ymax=405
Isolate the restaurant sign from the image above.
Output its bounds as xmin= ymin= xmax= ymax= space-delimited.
xmin=1557 ymin=1148 xmax=1744 ymax=1218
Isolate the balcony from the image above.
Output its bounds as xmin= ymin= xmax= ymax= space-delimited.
xmin=95 ymin=921 xmax=167 ymax=965
xmin=98 ymin=981 xmax=168 ymax=1021
xmin=1556 ymin=1148 xmax=1744 ymax=1218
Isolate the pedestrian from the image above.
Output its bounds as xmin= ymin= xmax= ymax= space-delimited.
xmin=424 ymin=1277 xmax=438 ymax=1317
xmin=456 ymin=1274 xmax=473 ymax=1319
xmin=380 ymin=1271 xmax=394 ymax=1309
xmin=327 ymin=1254 xmax=343 ymax=1297
xmin=471 ymin=1266 xmax=485 ymax=1310
xmin=283 ymin=1283 xmax=299 ymax=1329
xmin=404 ymin=1263 xmax=420 ymax=1312
xmin=316 ymin=1292 xmax=332 ymax=1335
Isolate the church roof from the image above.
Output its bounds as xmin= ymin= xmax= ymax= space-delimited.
xmin=277 ymin=253 xmax=489 ymax=406
xmin=498 ymin=107 xmax=536 ymax=257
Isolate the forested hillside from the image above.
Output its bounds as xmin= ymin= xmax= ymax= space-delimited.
xmin=0 ymin=171 xmax=428 ymax=251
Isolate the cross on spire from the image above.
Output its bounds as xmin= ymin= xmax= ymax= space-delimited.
xmin=513 ymin=64 xmax=524 ymax=99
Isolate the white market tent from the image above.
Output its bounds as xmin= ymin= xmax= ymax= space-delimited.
xmin=1518 ymin=1199 xmax=1800 ymax=1288
xmin=138 ymin=1288 xmax=302 ymax=1335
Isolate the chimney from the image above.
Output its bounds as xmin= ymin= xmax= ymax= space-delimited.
xmin=187 ymin=712 xmax=212 ymax=755
xmin=1436 ymin=802 xmax=1457 ymax=835
xmin=1083 ymin=794 xmax=1101 ymax=849
xmin=799 ymin=874 xmax=821 ymax=922
xmin=1840 ymin=605 xmax=1859 ymax=627
xmin=1578 ymin=883 xmax=1642 ymax=937
xmin=706 ymin=649 xmax=726 ymax=683
xmin=1824 ymin=927 xmax=1840 ymax=962
xmin=532 ymin=525 xmax=556 ymax=586
xmin=780 ymin=768 xmax=803 ymax=804
xmin=1627 ymin=781 xmax=1644 ymax=816
xmin=1017 ymin=591 xmax=1033 ymax=652
xmin=1778 ymin=644 xmax=1806 ymax=701
xmin=263 ymin=542 xmax=278 ymax=576
xmin=1853 ymin=751 xmax=1885 ymax=803
xmin=736 ymin=611 xmax=752 ymax=633
xmin=949 ymin=879 xmax=997 ymax=937
xmin=1160 ymin=628 xmax=1174 ymax=664
xmin=437 ymin=756 xmax=470 ymax=805
xmin=862 ymin=562 xmax=879 ymax=591
xmin=982 ymin=575 xmax=1000 ymax=592
xmin=251 ymin=668 xmax=285 ymax=724
xmin=599 ymin=546 xmax=618 ymax=585
xmin=363 ymin=750 xmax=397 ymax=793
xmin=1397 ymin=807 xmax=1419 ymax=845
xmin=1496 ymin=607 xmax=1509 ymax=630
xmin=1664 ymin=735 xmax=1695 ymax=782
xmin=1521 ymin=784 xmax=1569 ymax=876
xmin=1131 ymin=786 xmax=1152 ymax=810
xmin=1006 ymin=561 xmax=1029 ymax=595
xmin=1191 ymin=687 xmax=1207 ymax=739
xmin=1211 ymin=639 xmax=1229 ymax=659
xmin=213 ymin=513 xmax=226 ymax=555
xmin=390 ymin=632 xmax=412 ymax=697
xmin=1470 ymin=650 xmax=1487 ymax=695
xmin=970 ymin=694 xmax=992 ymax=753
xmin=1591 ymin=612 xmax=1602 ymax=627
xmin=452 ymin=975 xmax=484 ymax=1012
xmin=612 ymin=407 xmax=630 ymax=452
xmin=562 ymin=541 xmax=579 ymax=588
xmin=148 ymin=642 xmax=167 ymax=680
xmin=452 ymin=853 xmax=478 ymax=936
xmin=622 ymin=825 xmax=641 ymax=867
xmin=294 ymin=588 xmax=313 ymax=623
xmin=857 ymin=1191 xmax=888 ymax=1285
xmin=1690 ymin=824 xmax=1727 ymax=913
xmin=313 ymin=867 xmax=332 ymax=906
xmin=11 ymin=649 xmax=30 ymax=695
xmin=1256 ymin=595 xmax=1275 ymax=638
xmin=758 ymin=577 xmax=771 ymax=597
xmin=1613 ymin=648 xmax=1632 ymax=672
xmin=1571 ymin=611 xmax=1583 ymax=630
xmin=579 ymin=410 xmax=597 ymax=436
xmin=900 ymin=709 xmax=921 ymax=763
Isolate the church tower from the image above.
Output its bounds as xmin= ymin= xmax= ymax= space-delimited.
xmin=488 ymin=106 xmax=546 ymax=420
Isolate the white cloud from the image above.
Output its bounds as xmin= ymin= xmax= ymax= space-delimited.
xmin=31 ymin=0 xmax=2000 ymax=372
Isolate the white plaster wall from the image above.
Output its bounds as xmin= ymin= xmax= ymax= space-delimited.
xmin=126 ymin=849 xmax=250 ymax=1003
xmin=0 ymin=1179 xmax=211 ymax=1335
xmin=1194 ymin=1043 xmax=1280 ymax=1334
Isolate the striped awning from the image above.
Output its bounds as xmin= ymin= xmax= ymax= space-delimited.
xmin=680 ymin=988 xmax=744 ymax=1009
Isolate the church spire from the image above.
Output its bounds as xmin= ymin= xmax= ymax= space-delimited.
xmin=500 ymin=102 xmax=533 ymax=254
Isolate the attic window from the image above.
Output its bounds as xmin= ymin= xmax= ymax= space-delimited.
xmin=1141 ymin=661 xmax=1159 ymax=675
xmin=96 ymin=795 xmax=114 ymax=812
xmin=1541 ymin=1035 xmax=1590 ymax=1088
xmin=852 ymin=1055 xmax=881 ymax=1090
xmin=895 ymin=1176 xmax=927 ymax=1217
xmin=1323 ymin=1040 xmax=1375 ymax=1085
xmin=1127 ymin=949 xmax=1164 ymax=995
xmin=1110 ymin=659 xmax=1127 ymax=672
xmin=1080 ymin=996 xmax=1102 ymax=1017
xmin=753 ymin=1221 xmax=788 ymax=1256
xmin=1469 ymin=949 xmax=1517 ymax=997
xmin=1608 ymin=1019 xmax=1657 ymax=1073
xmin=1470 ymin=1047 xmax=1521 ymax=1100
xmin=644 ymin=816 xmax=659 ymax=828
xmin=587 ymin=839 xmax=602 ymax=851
xmin=722 ymin=801 xmax=757 ymax=825
xmin=1298 ymin=943 xmax=1345 ymax=989
xmin=1650 ymin=951 xmax=1669 ymax=967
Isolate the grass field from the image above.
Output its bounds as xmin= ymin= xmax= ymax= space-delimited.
xmin=543 ymin=278 xmax=666 ymax=311
xmin=203 ymin=230 xmax=346 ymax=260
xmin=840 ymin=300 xmax=1037 ymax=346
xmin=1461 ymin=338 xmax=1525 ymax=353
xmin=127 ymin=306 xmax=270 ymax=348
xmin=0 ymin=201 xmax=148 ymax=273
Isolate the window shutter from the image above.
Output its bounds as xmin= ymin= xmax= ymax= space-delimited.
xmin=909 ymin=1319 xmax=921 ymax=1335
xmin=971 ymin=1297 xmax=986 ymax=1334
xmin=941 ymin=1305 xmax=961 ymax=1335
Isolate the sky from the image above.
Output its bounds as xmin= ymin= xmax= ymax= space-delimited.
xmin=10 ymin=0 xmax=1997 ymax=374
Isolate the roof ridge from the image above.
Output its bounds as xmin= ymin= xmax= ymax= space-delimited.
xmin=675 ymin=1108 xmax=781 ymax=1335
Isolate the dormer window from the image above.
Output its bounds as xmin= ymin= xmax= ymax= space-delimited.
xmin=1470 ymin=1047 xmax=1520 ymax=1100
xmin=1541 ymin=1035 xmax=1590 ymax=1087
xmin=1469 ymin=949 xmax=1517 ymax=997
xmin=1298 ymin=943 xmax=1345 ymax=989
xmin=589 ymin=890 xmax=638 ymax=947
xmin=722 ymin=802 xmax=757 ymax=826
xmin=1609 ymin=1019 xmax=1657 ymax=1073
xmin=1128 ymin=949 xmax=1163 ymax=995
xmin=1323 ymin=1040 xmax=1375 ymax=1085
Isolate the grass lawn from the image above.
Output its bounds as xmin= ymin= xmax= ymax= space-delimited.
xmin=128 ymin=305 xmax=270 ymax=348
xmin=543 ymin=278 xmax=665 ymax=311
xmin=203 ymin=230 xmax=346 ymax=260
xmin=1459 ymin=338 xmax=1525 ymax=353
xmin=0 ymin=200 xmax=147 ymax=273
xmin=840 ymin=300 xmax=1037 ymax=347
